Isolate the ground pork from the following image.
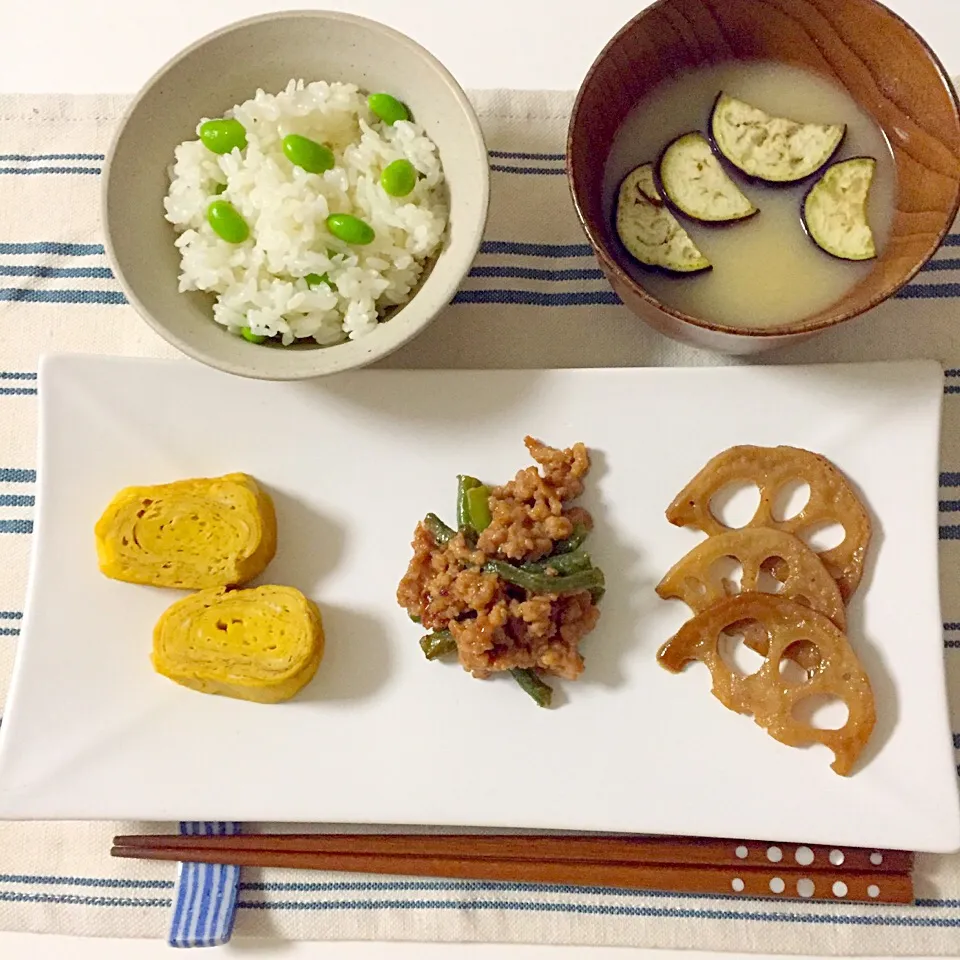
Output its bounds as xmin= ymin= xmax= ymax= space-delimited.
xmin=396 ymin=437 xmax=601 ymax=682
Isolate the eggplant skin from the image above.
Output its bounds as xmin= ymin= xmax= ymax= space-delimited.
xmin=802 ymin=157 xmax=877 ymax=262
xmin=615 ymin=162 xmax=712 ymax=274
xmin=657 ymin=132 xmax=758 ymax=224
xmin=710 ymin=92 xmax=846 ymax=184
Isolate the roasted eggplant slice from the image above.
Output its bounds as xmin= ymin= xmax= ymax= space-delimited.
xmin=615 ymin=163 xmax=711 ymax=274
xmin=802 ymin=157 xmax=877 ymax=261
xmin=710 ymin=93 xmax=845 ymax=183
xmin=658 ymin=132 xmax=757 ymax=223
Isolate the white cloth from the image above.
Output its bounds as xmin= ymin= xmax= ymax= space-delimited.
xmin=0 ymin=91 xmax=958 ymax=953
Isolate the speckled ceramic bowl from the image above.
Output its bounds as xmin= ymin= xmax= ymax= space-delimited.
xmin=102 ymin=10 xmax=489 ymax=380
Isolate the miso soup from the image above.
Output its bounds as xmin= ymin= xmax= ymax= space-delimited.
xmin=602 ymin=61 xmax=896 ymax=329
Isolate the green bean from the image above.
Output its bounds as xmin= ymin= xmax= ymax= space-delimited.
xmin=484 ymin=560 xmax=604 ymax=597
xmin=408 ymin=613 xmax=421 ymax=624
xmin=521 ymin=548 xmax=592 ymax=576
xmin=240 ymin=326 xmax=267 ymax=344
xmin=305 ymin=272 xmax=335 ymax=289
xmin=421 ymin=512 xmax=603 ymax=599
xmin=466 ymin=485 xmax=492 ymax=532
xmin=368 ymin=92 xmax=410 ymax=125
xmin=420 ymin=629 xmax=457 ymax=660
xmin=282 ymin=134 xmax=335 ymax=174
xmin=380 ymin=158 xmax=417 ymax=197
xmin=423 ymin=513 xmax=455 ymax=544
xmin=326 ymin=213 xmax=375 ymax=245
xmin=456 ymin=476 xmax=481 ymax=531
xmin=510 ymin=668 xmax=553 ymax=708
xmin=199 ymin=118 xmax=247 ymax=154
xmin=206 ymin=201 xmax=249 ymax=243
xmin=550 ymin=523 xmax=588 ymax=555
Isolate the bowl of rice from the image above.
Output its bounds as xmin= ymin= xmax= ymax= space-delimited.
xmin=102 ymin=10 xmax=489 ymax=379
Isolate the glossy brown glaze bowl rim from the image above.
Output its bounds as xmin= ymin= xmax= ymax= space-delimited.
xmin=566 ymin=0 xmax=960 ymax=340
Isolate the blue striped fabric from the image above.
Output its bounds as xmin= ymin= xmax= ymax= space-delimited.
xmin=0 ymin=150 xmax=570 ymax=178
xmin=1 ymin=234 xmax=958 ymax=307
xmin=0 ymin=520 xmax=32 ymax=534
xmin=490 ymin=164 xmax=566 ymax=174
xmin=0 ymin=103 xmax=959 ymax=953
xmin=0 ymin=468 xmax=35 ymax=482
xmin=168 ymin=822 xmax=242 ymax=948
xmin=488 ymin=150 xmax=565 ymax=161
xmin=0 ymin=495 xmax=34 ymax=507
xmin=0 ymin=153 xmax=105 ymax=162
xmin=0 ymin=166 xmax=100 ymax=175
xmin=0 ymin=241 xmax=103 ymax=255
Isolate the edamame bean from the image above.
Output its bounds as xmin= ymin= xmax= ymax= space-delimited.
xmin=326 ymin=213 xmax=375 ymax=245
xmin=367 ymin=92 xmax=410 ymax=125
xmin=199 ymin=118 xmax=247 ymax=155
xmin=282 ymin=134 xmax=335 ymax=174
xmin=240 ymin=327 xmax=267 ymax=344
xmin=207 ymin=200 xmax=250 ymax=243
xmin=380 ymin=158 xmax=417 ymax=197
xmin=305 ymin=272 xmax=335 ymax=289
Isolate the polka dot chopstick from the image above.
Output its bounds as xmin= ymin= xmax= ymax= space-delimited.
xmin=111 ymin=833 xmax=912 ymax=905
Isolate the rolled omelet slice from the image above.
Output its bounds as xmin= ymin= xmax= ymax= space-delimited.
xmin=152 ymin=585 xmax=324 ymax=703
xmin=95 ymin=473 xmax=276 ymax=589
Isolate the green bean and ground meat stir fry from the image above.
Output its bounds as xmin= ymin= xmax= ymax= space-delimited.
xmin=396 ymin=438 xmax=605 ymax=707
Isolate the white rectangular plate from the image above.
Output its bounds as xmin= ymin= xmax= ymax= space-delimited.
xmin=0 ymin=356 xmax=957 ymax=852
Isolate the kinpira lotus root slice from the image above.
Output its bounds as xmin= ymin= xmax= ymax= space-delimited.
xmin=615 ymin=163 xmax=711 ymax=273
xmin=656 ymin=527 xmax=846 ymax=632
xmin=710 ymin=93 xmax=845 ymax=183
xmin=95 ymin=472 xmax=276 ymax=589
xmin=803 ymin=157 xmax=877 ymax=261
xmin=657 ymin=593 xmax=875 ymax=776
xmin=152 ymin=585 xmax=324 ymax=704
xmin=666 ymin=446 xmax=871 ymax=601
xmin=657 ymin=132 xmax=758 ymax=223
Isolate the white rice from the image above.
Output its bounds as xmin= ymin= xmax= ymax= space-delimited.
xmin=163 ymin=80 xmax=448 ymax=345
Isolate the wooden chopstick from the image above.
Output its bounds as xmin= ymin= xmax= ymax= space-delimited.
xmin=111 ymin=833 xmax=913 ymax=904
xmin=111 ymin=832 xmax=911 ymax=872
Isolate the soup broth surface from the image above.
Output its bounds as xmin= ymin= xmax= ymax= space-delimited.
xmin=601 ymin=61 xmax=896 ymax=329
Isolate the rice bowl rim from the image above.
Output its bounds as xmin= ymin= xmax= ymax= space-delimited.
xmin=101 ymin=9 xmax=490 ymax=380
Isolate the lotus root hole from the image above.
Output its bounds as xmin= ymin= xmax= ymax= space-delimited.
xmin=791 ymin=694 xmax=850 ymax=730
xmin=709 ymin=481 xmax=761 ymax=529
xmin=756 ymin=556 xmax=788 ymax=594
xmin=718 ymin=620 xmax=768 ymax=677
xmin=779 ymin=639 xmax=821 ymax=683
xmin=709 ymin=555 xmax=744 ymax=596
xmin=684 ymin=577 xmax=707 ymax=596
xmin=799 ymin=520 xmax=846 ymax=552
xmin=771 ymin=480 xmax=811 ymax=522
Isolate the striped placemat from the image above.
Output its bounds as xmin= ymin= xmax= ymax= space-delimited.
xmin=0 ymin=89 xmax=957 ymax=953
